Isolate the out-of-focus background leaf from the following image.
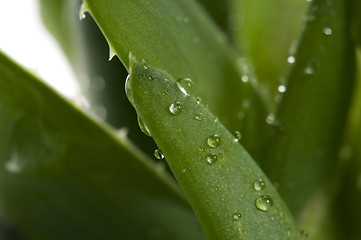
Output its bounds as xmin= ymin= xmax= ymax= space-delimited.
xmin=0 ymin=51 xmax=205 ymax=240
xmin=261 ymin=0 xmax=355 ymax=218
xmin=229 ymin=0 xmax=308 ymax=103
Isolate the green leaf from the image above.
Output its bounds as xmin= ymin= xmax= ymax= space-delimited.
xmin=82 ymin=0 xmax=270 ymax=161
xmin=262 ymin=0 xmax=355 ymax=216
xmin=126 ymin=56 xmax=302 ymax=240
xmin=229 ymin=0 xmax=308 ymax=98
xmin=0 ymin=51 xmax=205 ymax=240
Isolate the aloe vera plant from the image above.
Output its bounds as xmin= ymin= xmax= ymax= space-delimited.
xmin=0 ymin=0 xmax=360 ymax=239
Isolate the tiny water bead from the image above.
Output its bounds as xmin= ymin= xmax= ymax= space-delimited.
xmin=233 ymin=131 xmax=241 ymax=142
xmin=255 ymin=195 xmax=273 ymax=211
xmin=241 ymin=75 xmax=249 ymax=83
xmin=278 ymin=85 xmax=287 ymax=93
xmin=323 ymin=27 xmax=333 ymax=36
xmin=206 ymin=134 xmax=221 ymax=148
xmin=176 ymin=78 xmax=193 ymax=96
xmin=287 ymin=56 xmax=296 ymax=64
xmin=154 ymin=149 xmax=164 ymax=159
xmin=198 ymin=146 xmax=205 ymax=153
xmin=205 ymin=153 xmax=218 ymax=165
xmin=195 ymin=112 xmax=203 ymax=121
xmin=196 ymin=97 xmax=202 ymax=104
xmin=168 ymin=102 xmax=183 ymax=116
xmin=253 ymin=179 xmax=266 ymax=191
xmin=232 ymin=212 xmax=242 ymax=221
xmin=266 ymin=113 xmax=276 ymax=125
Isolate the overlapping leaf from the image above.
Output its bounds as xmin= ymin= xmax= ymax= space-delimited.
xmin=0 ymin=51 xmax=205 ymax=240
xmin=262 ymin=0 xmax=355 ymax=217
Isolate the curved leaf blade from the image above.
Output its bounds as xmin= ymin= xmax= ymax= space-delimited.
xmin=0 ymin=51 xmax=205 ymax=240
xmin=126 ymin=57 xmax=302 ymax=240
xmin=262 ymin=0 xmax=355 ymax=216
xmin=82 ymin=0 xmax=270 ymax=159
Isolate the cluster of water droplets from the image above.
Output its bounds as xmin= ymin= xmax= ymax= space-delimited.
xmin=252 ymin=179 xmax=274 ymax=212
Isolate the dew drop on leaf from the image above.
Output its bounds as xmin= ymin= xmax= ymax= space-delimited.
xmin=232 ymin=212 xmax=242 ymax=221
xmin=154 ymin=149 xmax=164 ymax=159
xmin=253 ymin=179 xmax=266 ymax=191
xmin=195 ymin=112 xmax=203 ymax=121
xmin=176 ymin=78 xmax=193 ymax=96
xmin=287 ymin=56 xmax=296 ymax=64
xmin=278 ymin=85 xmax=287 ymax=93
xmin=206 ymin=134 xmax=221 ymax=148
xmin=323 ymin=27 xmax=333 ymax=35
xmin=205 ymin=153 xmax=218 ymax=165
xmin=233 ymin=131 xmax=241 ymax=142
xmin=196 ymin=97 xmax=202 ymax=104
xmin=168 ymin=102 xmax=183 ymax=116
xmin=255 ymin=195 xmax=273 ymax=211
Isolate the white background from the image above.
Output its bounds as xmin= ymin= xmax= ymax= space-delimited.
xmin=0 ymin=0 xmax=79 ymax=98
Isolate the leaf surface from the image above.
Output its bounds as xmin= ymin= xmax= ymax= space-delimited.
xmin=83 ymin=0 xmax=270 ymax=160
xmin=126 ymin=57 xmax=302 ymax=240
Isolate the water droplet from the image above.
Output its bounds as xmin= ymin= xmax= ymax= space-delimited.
xmin=5 ymin=149 xmax=21 ymax=174
xmin=237 ymin=112 xmax=245 ymax=120
xmin=241 ymin=75 xmax=249 ymax=83
xmin=195 ymin=113 xmax=203 ymax=121
xmin=266 ymin=113 xmax=276 ymax=125
xmin=198 ymin=146 xmax=205 ymax=153
xmin=287 ymin=56 xmax=296 ymax=64
xmin=278 ymin=85 xmax=287 ymax=93
xmin=196 ymin=97 xmax=202 ymax=104
xmin=154 ymin=149 xmax=164 ymax=159
xmin=233 ymin=131 xmax=241 ymax=142
xmin=168 ymin=102 xmax=183 ymax=116
xmin=205 ymin=153 xmax=218 ymax=165
xmin=207 ymin=135 xmax=221 ymax=148
xmin=138 ymin=116 xmax=151 ymax=136
xmin=255 ymin=195 xmax=273 ymax=211
xmin=232 ymin=212 xmax=242 ymax=221
xmin=323 ymin=27 xmax=333 ymax=35
xmin=253 ymin=179 xmax=266 ymax=191
xmin=80 ymin=13 xmax=86 ymax=20
xmin=176 ymin=78 xmax=193 ymax=96
xmin=304 ymin=58 xmax=321 ymax=75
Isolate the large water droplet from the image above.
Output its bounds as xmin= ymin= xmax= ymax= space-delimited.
xmin=176 ymin=78 xmax=193 ymax=96
xmin=168 ymin=102 xmax=183 ymax=116
xmin=207 ymin=134 xmax=221 ymax=148
xmin=232 ymin=212 xmax=242 ymax=221
xmin=154 ymin=149 xmax=164 ymax=159
xmin=255 ymin=195 xmax=273 ymax=211
xmin=253 ymin=179 xmax=266 ymax=191
xmin=233 ymin=131 xmax=242 ymax=142
xmin=205 ymin=153 xmax=218 ymax=165
xmin=138 ymin=116 xmax=151 ymax=136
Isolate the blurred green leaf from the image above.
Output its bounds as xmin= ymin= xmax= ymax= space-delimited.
xmin=126 ymin=57 xmax=302 ymax=240
xmin=262 ymin=0 xmax=355 ymax=217
xmin=82 ymin=0 xmax=270 ymax=161
xmin=229 ymin=0 xmax=308 ymax=100
xmin=0 ymin=51 xmax=205 ymax=240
